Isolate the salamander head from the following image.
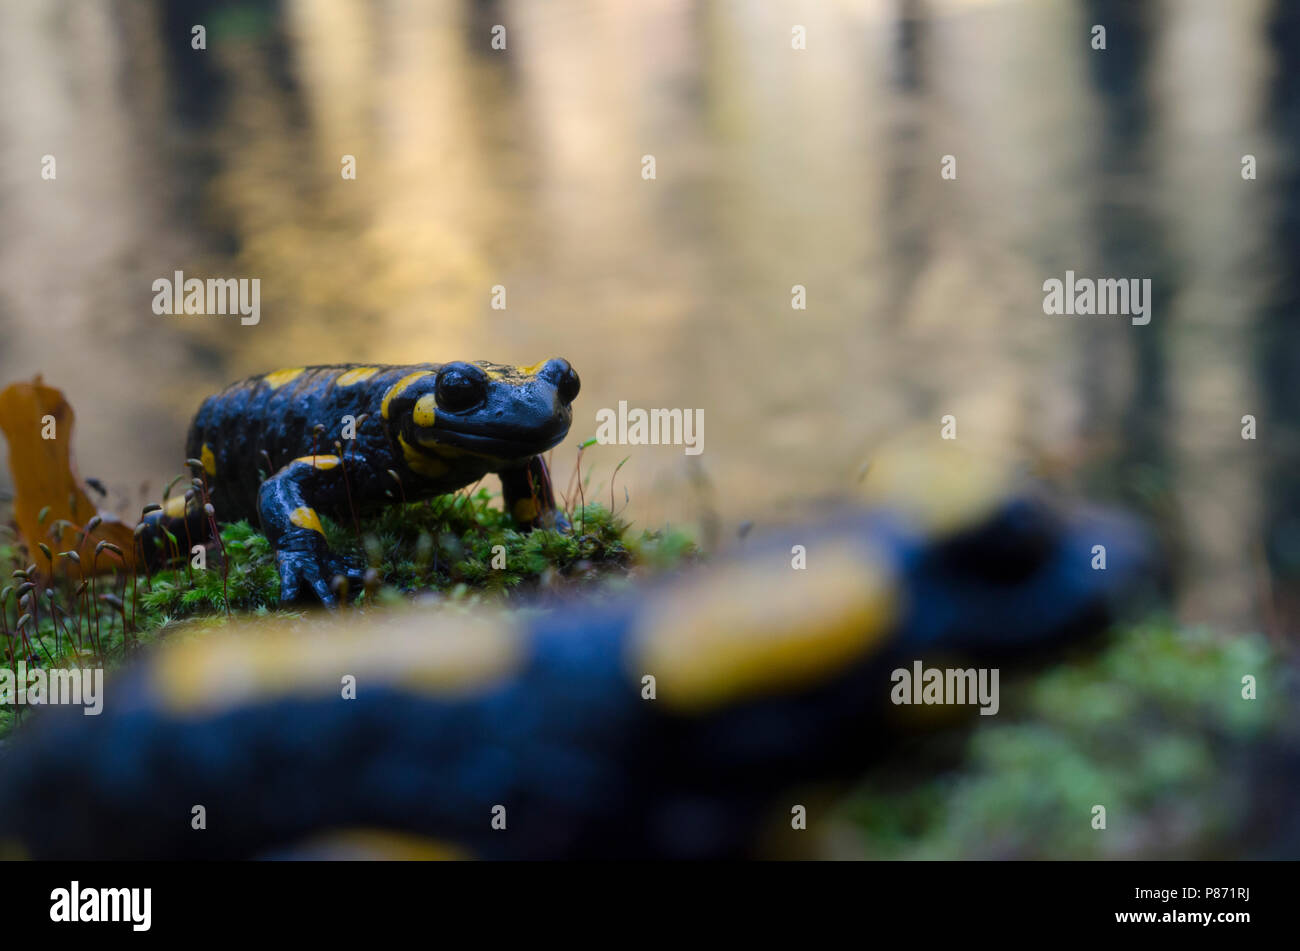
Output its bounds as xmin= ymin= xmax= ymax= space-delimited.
xmin=386 ymin=358 xmax=580 ymax=462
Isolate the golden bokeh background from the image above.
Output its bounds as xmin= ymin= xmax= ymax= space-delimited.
xmin=1 ymin=0 xmax=1297 ymax=633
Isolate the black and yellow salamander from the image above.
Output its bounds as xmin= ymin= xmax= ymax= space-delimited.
xmin=137 ymin=360 xmax=581 ymax=606
xmin=0 ymin=448 xmax=1155 ymax=859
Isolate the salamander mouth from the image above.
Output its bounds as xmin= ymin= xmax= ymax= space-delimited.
xmin=414 ymin=417 xmax=571 ymax=461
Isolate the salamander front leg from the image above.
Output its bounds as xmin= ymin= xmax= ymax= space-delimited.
xmin=499 ymin=455 xmax=569 ymax=531
xmin=258 ymin=454 xmax=365 ymax=607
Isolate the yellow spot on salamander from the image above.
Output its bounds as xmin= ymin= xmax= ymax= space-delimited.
xmin=512 ymin=498 xmax=539 ymax=523
xmin=516 ymin=361 xmax=546 ymax=376
xmin=857 ymin=437 xmax=1011 ymax=538
xmin=381 ymin=370 xmax=433 ymax=419
xmin=412 ymin=394 xmax=437 ymax=428
xmin=399 ymin=435 xmax=449 ymax=478
xmin=630 ymin=541 xmax=897 ymax=713
xmin=200 ymin=443 xmax=217 ymax=477
xmin=162 ymin=495 xmax=189 ymax=519
xmin=285 ymin=829 xmax=470 ymax=861
xmin=292 ymin=454 xmax=341 ymax=471
xmin=151 ymin=610 xmax=522 ymax=713
xmin=263 ymin=367 xmax=305 ymax=390
xmin=289 ymin=507 xmax=325 ymax=534
xmin=336 ymin=366 xmax=380 ymax=386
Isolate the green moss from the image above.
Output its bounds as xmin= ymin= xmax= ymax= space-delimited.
xmin=833 ymin=620 xmax=1284 ymax=859
xmin=314 ymin=489 xmax=696 ymax=604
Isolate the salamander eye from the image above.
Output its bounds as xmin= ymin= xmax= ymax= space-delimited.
xmin=434 ymin=362 xmax=488 ymax=412
xmin=540 ymin=358 xmax=580 ymax=404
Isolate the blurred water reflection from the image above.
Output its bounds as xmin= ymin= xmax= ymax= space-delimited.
xmin=0 ymin=0 xmax=1296 ymax=632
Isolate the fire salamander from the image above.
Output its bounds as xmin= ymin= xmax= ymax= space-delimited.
xmin=0 ymin=448 xmax=1153 ymax=859
xmin=137 ymin=359 xmax=581 ymax=606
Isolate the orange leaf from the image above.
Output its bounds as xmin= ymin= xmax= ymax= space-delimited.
xmin=0 ymin=376 xmax=136 ymax=576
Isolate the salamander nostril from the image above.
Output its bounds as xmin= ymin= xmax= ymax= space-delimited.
xmin=541 ymin=358 xmax=580 ymax=404
xmin=435 ymin=362 xmax=488 ymax=413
